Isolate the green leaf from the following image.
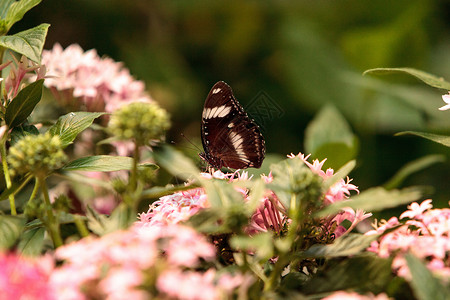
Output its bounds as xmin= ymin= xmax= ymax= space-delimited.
xmin=302 ymin=234 xmax=378 ymax=258
xmin=317 ymin=186 xmax=424 ymax=217
xmin=304 ymin=105 xmax=358 ymax=169
xmin=48 ymin=111 xmax=105 ymax=148
xmin=303 ymin=256 xmax=392 ymax=294
xmin=62 ymin=155 xmax=133 ymax=172
xmin=384 ymin=155 xmax=445 ymax=190
xmin=0 ymin=215 xmax=26 ymax=250
xmin=5 ymin=0 xmax=41 ymax=31
xmin=10 ymin=123 xmax=39 ymax=145
xmin=87 ymin=203 xmax=135 ymax=235
xmin=0 ymin=23 xmax=49 ymax=63
xmin=141 ymin=183 xmax=200 ymax=200
xmin=5 ymin=79 xmax=43 ymax=127
xmin=230 ymin=232 xmax=274 ymax=261
xmin=405 ymin=253 xmax=450 ymax=300
xmin=364 ymin=68 xmax=450 ymax=91
xmin=17 ymin=227 xmax=44 ymax=256
xmin=0 ymin=0 xmax=15 ymax=20
xmin=396 ymin=131 xmax=450 ymax=147
xmin=152 ymin=145 xmax=201 ymax=182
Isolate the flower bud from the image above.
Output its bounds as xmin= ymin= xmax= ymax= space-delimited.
xmin=8 ymin=132 xmax=67 ymax=177
xmin=108 ymin=102 xmax=170 ymax=145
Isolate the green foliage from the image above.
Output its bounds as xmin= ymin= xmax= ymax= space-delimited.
xmin=5 ymin=79 xmax=43 ymax=127
xmin=406 ymin=254 xmax=450 ymax=300
xmin=305 ymin=105 xmax=359 ymax=170
xmin=4 ymin=0 xmax=41 ymax=32
xmin=364 ymin=68 xmax=450 ymax=91
xmin=0 ymin=215 xmax=26 ymax=250
xmin=62 ymin=155 xmax=134 ymax=172
xmin=396 ymin=131 xmax=450 ymax=148
xmin=0 ymin=23 xmax=49 ymax=62
xmin=48 ymin=112 xmax=106 ymax=148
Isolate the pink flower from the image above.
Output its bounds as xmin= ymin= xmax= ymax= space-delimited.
xmin=157 ymin=269 xmax=218 ymax=300
xmin=42 ymin=43 xmax=153 ymax=113
xmin=137 ymin=188 xmax=209 ymax=226
xmin=439 ymin=93 xmax=450 ymax=111
xmin=290 ymin=152 xmax=359 ymax=204
xmin=400 ymin=199 xmax=433 ymax=219
xmin=323 ymin=291 xmax=391 ymax=300
xmin=51 ymin=223 xmax=215 ymax=299
xmin=0 ymin=252 xmax=55 ymax=300
xmin=367 ymin=200 xmax=450 ymax=280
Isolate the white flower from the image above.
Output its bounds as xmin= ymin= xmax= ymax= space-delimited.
xmin=439 ymin=93 xmax=450 ymax=111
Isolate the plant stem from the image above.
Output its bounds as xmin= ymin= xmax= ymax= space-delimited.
xmin=129 ymin=142 xmax=140 ymax=194
xmin=0 ymin=134 xmax=16 ymax=215
xmin=38 ymin=175 xmax=63 ymax=248
xmin=74 ymin=215 xmax=89 ymax=238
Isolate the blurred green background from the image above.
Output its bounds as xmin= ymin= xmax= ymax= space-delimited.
xmin=15 ymin=0 xmax=450 ymax=210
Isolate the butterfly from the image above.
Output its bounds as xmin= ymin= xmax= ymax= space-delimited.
xmin=199 ymin=81 xmax=265 ymax=169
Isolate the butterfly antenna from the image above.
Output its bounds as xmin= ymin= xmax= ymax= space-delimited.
xmin=180 ymin=133 xmax=202 ymax=152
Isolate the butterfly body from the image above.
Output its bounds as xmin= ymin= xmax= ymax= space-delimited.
xmin=200 ymin=81 xmax=265 ymax=169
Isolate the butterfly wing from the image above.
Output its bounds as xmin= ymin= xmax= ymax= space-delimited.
xmin=201 ymin=81 xmax=265 ymax=169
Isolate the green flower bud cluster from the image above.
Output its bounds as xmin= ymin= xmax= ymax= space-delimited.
xmin=109 ymin=102 xmax=171 ymax=145
xmin=288 ymin=163 xmax=323 ymax=212
xmin=8 ymin=132 xmax=67 ymax=177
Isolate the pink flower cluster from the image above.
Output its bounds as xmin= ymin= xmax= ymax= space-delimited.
xmin=50 ymin=223 xmax=218 ymax=299
xmin=0 ymin=252 xmax=54 ymax=300
xmin=288 ymin=153 xmax=370 ymax=238
xmin=42 ymin=43 xmax=153 ymax=112
xmin=367 ymin=199 xmax=450 ymax=280
xmin=323 ymin=291 xmax=390 ymax=300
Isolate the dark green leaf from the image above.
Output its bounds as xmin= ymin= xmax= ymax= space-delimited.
xmin=87 ymin=203 xmax=134 ymax=235
xmin=10 ymin=124 xmax=39 ymax=145
xmin=5 ymin=79 xmax=43 ymax=127
xmin=0 ymin=23 xmax=49 ymax=63
xmin=303 ymin=256 xmax=392 ymax=294
xmin=5 ymin=0 xmax=41 ymax=31
xmin=384 ymin=155 xmax=445 ymax=189
xmin=405 ymin=253 xmax=450 ymax=300
xmin=364 ymin=68 xmax=450 ymax=91
xmin=396 ymin=131 xmax=450 ymax=147
xmin=17 ymin=227 xmax=45 ymax=256
xmin=0 ymin=215 xmax=26 ymax=250
xmin=62 ymin=155 xmax=133 ymax=172
xmin=302 ymin=234 xmax=378 ymax=258
xmin=0 ymin=175 xmax=31 ymax=201
xmin=317 ymin=186 xmax=424 ymax=217
xmin=48 ymin=111 xmax=105 ymax=148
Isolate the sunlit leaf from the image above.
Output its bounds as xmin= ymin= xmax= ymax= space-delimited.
xmin=62 ymin=155 xmax=133 ymax=172
xmin=5 ymin=0 xmax=41 ymax=31
xmin=48 ymin=112 xmax=105 ymax=148
xmin=364 ymin=68 xmax=450 ymax=91
xmin=0 ymin=23 xmax=49 ymax=62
